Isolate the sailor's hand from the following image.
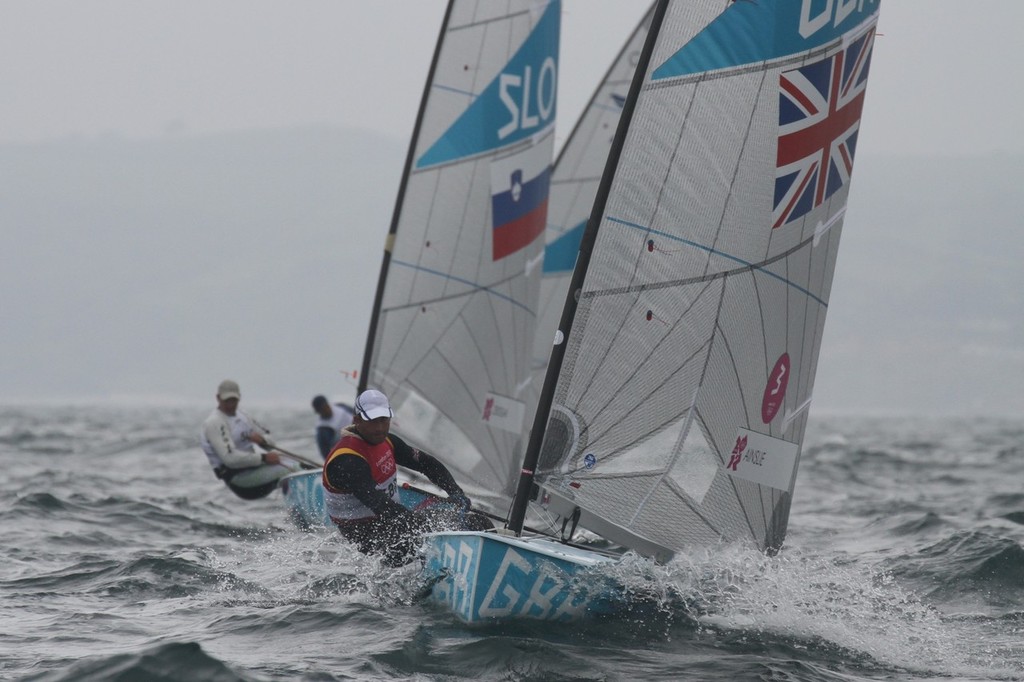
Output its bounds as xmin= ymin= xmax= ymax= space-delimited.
xmin=244 ymin=430 xmax=268 ymax=446
xmin=261 ymin=451 xmax=281 ymax=465
xmin=449 ymin=492 xmax=472 ymax=511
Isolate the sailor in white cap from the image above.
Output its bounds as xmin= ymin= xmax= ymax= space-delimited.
xmin=322 ymin=389 xmax=491 ymax=565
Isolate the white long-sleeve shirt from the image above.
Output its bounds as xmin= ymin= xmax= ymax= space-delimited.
xmin=200 ymin=408 xmax=274 ymax=470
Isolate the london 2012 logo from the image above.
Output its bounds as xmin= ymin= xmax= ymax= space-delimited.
xmin=761 ymin=353 xmax=790 ymax=423
xmin=727 ymin=436 xmax=748 ymax=471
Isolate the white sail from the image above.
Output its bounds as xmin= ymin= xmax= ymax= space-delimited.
xmin=531 ymin=3 xmax=656 ymax=395
xmin=528 ymin=0 xmax=881 ymax=557
xmin=361 ymin=1 xmax=561 ymax=507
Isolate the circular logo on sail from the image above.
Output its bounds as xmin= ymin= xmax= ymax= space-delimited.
xmin=761 ymin=353 xmax=790 ymax=423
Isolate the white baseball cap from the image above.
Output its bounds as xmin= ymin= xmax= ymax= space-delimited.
xmin=217 ymin=379 xmax=241 ymax=400
xmin=355 ymin=389 xmax=392 ymax=420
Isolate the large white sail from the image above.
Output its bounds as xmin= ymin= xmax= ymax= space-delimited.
xmin=361 ymin=1 xmax=561 ymax=507
xmin=531 ymin=3 xmax=655 ymax=395
xmin=526 ymin=0 xmax=880 ymax=556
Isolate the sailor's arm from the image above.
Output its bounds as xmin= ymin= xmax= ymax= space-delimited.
xmin=202 ymin=417 xmax=262 ymax=469
xmin=242 ymin=412 xmax=276 ymax=448
xmin=389 ymin=434 xmax=468 ymax=506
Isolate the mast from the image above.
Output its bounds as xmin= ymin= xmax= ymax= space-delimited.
xmin=507 ymin=0 xmax=670 ymax=536
xmin=358 ymin=1 xmax=455 ymax=395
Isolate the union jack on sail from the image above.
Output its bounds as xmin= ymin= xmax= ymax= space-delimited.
xmin=772 ymin=24 xmax=876 ymax=228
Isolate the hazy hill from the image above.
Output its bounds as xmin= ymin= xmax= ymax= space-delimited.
xmin=0 ymin=129 xmax=1020 ymax=416
xmin=1 ymin=127 xmax=404 ymax=405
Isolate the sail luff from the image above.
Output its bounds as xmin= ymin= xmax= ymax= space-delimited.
xmin=359 ymin=1 xmax=456 ymax=394
xmin=508 ymin=0 xmax=670 ymax=536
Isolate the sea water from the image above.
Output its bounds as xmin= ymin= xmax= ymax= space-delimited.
xmin=1 ymin=405 xmax=1022 ymax=681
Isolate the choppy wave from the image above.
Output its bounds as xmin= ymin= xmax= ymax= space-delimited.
xmin=2 ymin=407 xmax=1023 ymax=681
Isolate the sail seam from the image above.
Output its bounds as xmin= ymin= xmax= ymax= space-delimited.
xmin=601 ymin=216 xmax=829 ymax=307
xmin=386 ymin=260 xmax=538 ymax=316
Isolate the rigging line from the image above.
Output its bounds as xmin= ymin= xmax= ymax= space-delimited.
xmin=370 ymin=168 xmax=447 ymax=380
xmin=586 ymin=269 xmax=717 ymax=425
xmin=446 ymin=5 xmax=545 ymax=33
xmin=583 ymin=343 xmax=708 ymax=457
xmin=625 ymin=279 xmax=728 ymax=529
xmin=604 ymin=216 xmax=829 ymax=308
xmin=708 ymin=68 xmax=770 ymax=275
xmin=430 ymin=83 xmax=477 ymax=99
xmin=707 ymin=413 xmax=765 ymax=545
xmin=479 ymin=284 xmax=517 ymax=403
xmin=628 ymin=380 xmax=701 ymax=527
xmin=580 ymin=285 xmax=717 ymax=449
xmin=660 ymin=475 xmax=727 ymax=539
xmin=714 ymin=315 xmax=752 ymax=435
xmin=388 ymin=259 xmax=537 ymax=316
xmin=434 ymin=345 xmax=511 ymax=482
xmin=403 ymin=372 xmax=507 ymax=484
xmin=382 ymin=262 xmax=489 ymax=395
xmin=709 ymin=280 xmax=765 ymax=543
xmin=432 ymin=289 xmax=522 ymax=469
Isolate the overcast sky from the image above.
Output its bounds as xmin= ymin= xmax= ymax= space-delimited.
xmin=2 ymin=1 xmax=1021 ymax=417
xmin=2 ymin=0 xmax=1021 ymax=156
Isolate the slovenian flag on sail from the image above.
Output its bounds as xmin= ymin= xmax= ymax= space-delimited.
xmin=772 ymin=24 xmax=875 ymax=228
xmin=489 ymin=138 xmax=553 ymax=261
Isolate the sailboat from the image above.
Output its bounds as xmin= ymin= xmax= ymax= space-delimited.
xmin=531 ymin=2 xmax=655 ymax=400
xmin=282 ymin=0 xmax=562 ymax=527
xmin=422 ymin=0 xmax=882 ymax=622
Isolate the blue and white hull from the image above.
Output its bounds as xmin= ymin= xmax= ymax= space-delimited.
xmin=421 ymin=531 xmax=624 ymax=623
xmin=279 ymin=470 xmax=433 ymax=528
xmin=279 ymin=470 xmax=328 ymax=527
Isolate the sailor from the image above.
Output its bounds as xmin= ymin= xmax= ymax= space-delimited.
xmin=200 ymin=379 xmax=303 ymax=499
xmin=323 ymin=389 xmax=491 ymax=566
xmin=311 ymin=395 xmax=355 ymax=460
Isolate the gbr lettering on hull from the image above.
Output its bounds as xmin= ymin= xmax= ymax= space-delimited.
xmin=434 ymin=538 xmax=592 ymax=621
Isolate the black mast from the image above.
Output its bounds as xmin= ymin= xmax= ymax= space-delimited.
xmin=358 ymin=1 xmax=455 ymax=395
xmin=507 ymin=0 xmax=670 ymax=535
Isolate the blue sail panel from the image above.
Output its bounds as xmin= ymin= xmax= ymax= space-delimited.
xmin=653 ymin=0 xmax=880 ymax=80
xmin=416 ymin=2 xmax=560 ymax=169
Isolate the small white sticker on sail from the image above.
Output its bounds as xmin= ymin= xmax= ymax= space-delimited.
xmin=723 ymin=428 xmax=799 ymax=493
xmin=480 ymin=392 xmax=526 ymax=434
xmin=813 ymin=204 xmax=845 ymax=247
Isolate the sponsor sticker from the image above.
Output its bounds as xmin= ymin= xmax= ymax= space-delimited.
xmin=723 ymin=427 xmax=799 ymax=492
xmin=480 ymin=392 xmax=526 ymax=434
xmin=761 ymin=353 xmax=790 ymax=423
